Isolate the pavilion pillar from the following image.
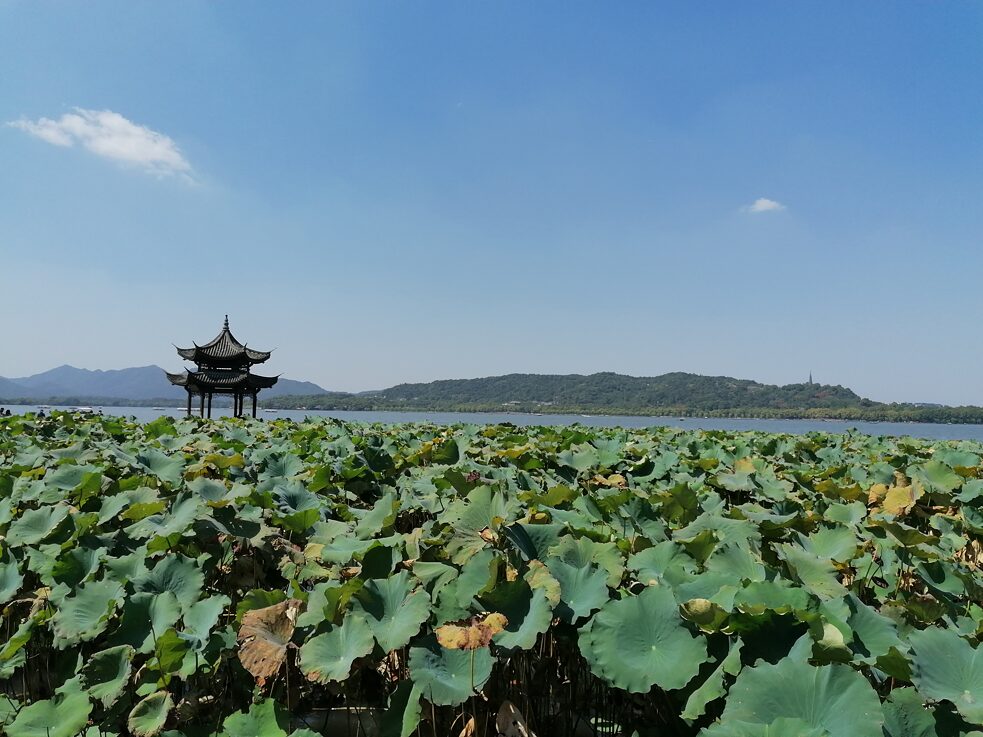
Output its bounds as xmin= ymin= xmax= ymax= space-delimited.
xmin=199 ymin=393 xmax=205 ymax=417
xmin=207 ymin=393 xmax=212 ymax=418
xmin=186 ymin=391 xmax=192 ymax=417
xmin=252 ymin=392 xmax=257 ymax=418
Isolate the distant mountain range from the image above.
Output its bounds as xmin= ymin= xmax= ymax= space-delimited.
xmin=0 ymin=365 xmax=326 ymax=403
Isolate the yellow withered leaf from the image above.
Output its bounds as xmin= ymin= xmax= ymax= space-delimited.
xmin=435 ymin=612 xmax=508 ymax=650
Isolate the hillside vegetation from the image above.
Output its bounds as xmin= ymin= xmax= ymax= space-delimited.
xmin=264 ymin=372 xmax=983 ymax=423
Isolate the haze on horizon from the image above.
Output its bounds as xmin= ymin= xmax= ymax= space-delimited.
xmin=2 ymin=3 xmax=981 ymax=405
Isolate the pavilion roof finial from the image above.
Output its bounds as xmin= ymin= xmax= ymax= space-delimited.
xmin=223 ymin=314 xmax=229 ymax=330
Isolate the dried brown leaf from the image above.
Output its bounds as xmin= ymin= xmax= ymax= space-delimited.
xmin=237 ymin=598 xmax=303 ymax=686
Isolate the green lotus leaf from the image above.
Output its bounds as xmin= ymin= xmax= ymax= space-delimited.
xmin=299 ymin=613 xmax=375 ymax=683
xmin=127 ymin=691 xmax=173 ymax=737
xmin=434 ymin=548 xmax=499 ymax=623
xmin=378 ymin=681 xmax=423 ymax=737
xmin=578 ymin=585 xmax=708 ymax=693
xmin=187 ymin=476 xmax=231 ymax=504
xmin=0 ymin=696 xmax=18 ymax=727
xmin=150 ymin=627 xmax=190 ymax=675
xmin=5 ymin=504 xmax=70 ymax=547
xmin=181 ymin=594 xmax=230 ymax=651
xmin=798 ymin=527 xmax=858 ymax=563
xmin=627 ymin=540 xmax=696 ymax=585
xmin=550 ymin=536 xmax=625 ymax=587
xmin=135 ymin=448 xmax=185 ymax=486
xmin=133 ymin=555 xmax=204 ymax=613
xmin=51 ymin=578 xmax=125 ymax=646
xmin=0 ymin=557 xmax=24 ymax=605
xmin=443 ymin=486 xmax=512 ymax=563
xmin=557 ymin=444 xmax=600 ymax=472
xmin=844 ymin=594 xmax=909 ymax=677
xmin=126 ymin=494 xmax=203 ymax=541
xmin=912 ymin=461 xmax=963 ymax=494
xmin=881 ymin=687 xmax=939 ymax=737
xmin=714 ymin=656 xmax=883 ymax=737
xmin=0 ymin=617 xmax=36 ymax=665
xmin=110 ymin=591 xmax=182 ymax=654
xmin=682 ymin=637 xmax=744 ymax=720
xmin=6 ymin=677 xmax=92 ymax=737
xmin=222 ymin=698 xmax=289 ymax=737
xmin=351 ymin=571 xmax=431 ymax=652
xmin=259 ymin=452 xmax=306 ymax=480
xmin=776 ymin=544 xmax=846 ymax=600
xmin=480 ymin=579 xmax=553 ymax=651
xmin=272 ymin=480 xmax=322 ymax=532
xmin=546 ymin=558 xmax=609 ymax=622
xmin=408 ymin=638 xmax=494 ymax=706
xmin=702 ymin=717 xmax=831 ymax=736
xmin=909 ymin=626 xmax=983 ymax=723
xmin=354 ymin=491 xmax=399 ymax=539
xmin=80 ymin=644 xmax=134 ymax=708
xmin=705 ymin=544 xmax=766 ymax=583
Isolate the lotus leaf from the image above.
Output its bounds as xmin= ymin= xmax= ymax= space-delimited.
xmin=110 ymin=591 xmax=181 ymax=653
xmin=6 ymin=678 xmax=92 ymax=737
xmin=547 ymin=558 xmax=609 ymax=622
xmin=909 ymin=627 xmax=983 ymax=723
xmin=351 ymin=571 xmax=431 ymax=652
xmin=579 ymin=584 xmax=708 ymax=693
xmin=0 ymin=558 xmax=24 ymax=605
xmin=408 ymin=638 xmax=494 ymax=706
xmin=51 ymin=578 xmax=125 ymax=645
xmin=299 ymin=613 xmax=375 ymax=683
xmin=134 ymin=555 xmax=203 ymax=612
xmin=682 ymin=637 xmax=744 ymax=721
xmin=128 ymin=691 xmax=173 ymax=737
xmin=710 ymin=656 xmax=882 ymax=737
xmin=180 ymin=593 xmax=230 ymax=651
xmin=80 ymin=645 xmax=134 ymax=708
xmin=379 ymin=681 xmax=423 ymax=737
xmin=5 ymin=504 xmax=69 ymax=547
xmin=222 ymin=698 xmax=289 ymax=737
xmin=135 ymin=448 xmax=185 ymax=486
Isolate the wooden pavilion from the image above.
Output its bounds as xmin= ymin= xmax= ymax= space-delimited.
xmin=166 ymin=316 xmax=278 ymax=418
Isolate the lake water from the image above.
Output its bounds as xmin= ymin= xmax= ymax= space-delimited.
xmin=5 ymin=403 xmax=983 ymax=442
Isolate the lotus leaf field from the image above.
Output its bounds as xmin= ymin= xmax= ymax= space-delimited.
xmin=1 ymin=412 xmax=982 ymax=737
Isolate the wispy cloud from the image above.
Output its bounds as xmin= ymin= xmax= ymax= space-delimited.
xmin=743 ymin=197 xmax=786 ymax=214
xmin=8 ymin=108 xmax=193 ymax=179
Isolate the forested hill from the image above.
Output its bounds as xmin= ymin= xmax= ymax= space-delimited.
xmin=264 ymin=371 xmax=900 ymax=417
xmin=365 ymin=372 xmax=869 ymax=411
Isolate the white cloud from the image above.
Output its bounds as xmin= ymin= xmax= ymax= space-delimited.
xmin=743 ymin=197 xmax=786 ymax=213
xmin=8 ymin=108 xmax=193 ymax=179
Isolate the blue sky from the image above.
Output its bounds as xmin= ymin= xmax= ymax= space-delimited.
xmin=2 ymin=2 xmax=982 ymax=403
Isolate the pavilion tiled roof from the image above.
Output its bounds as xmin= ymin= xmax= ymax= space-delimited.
xmin=166 ymin=369 xmax=279 ymax=392
xmin=175 ymin=316 xmax=272 ymax=366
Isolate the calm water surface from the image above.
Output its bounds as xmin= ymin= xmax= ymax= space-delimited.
xmin=5 ymin=404 xmax=983 ymax=442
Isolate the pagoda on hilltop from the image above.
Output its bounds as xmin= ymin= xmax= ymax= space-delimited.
xmin=166 ymin=316 xmax=278 ymax=418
